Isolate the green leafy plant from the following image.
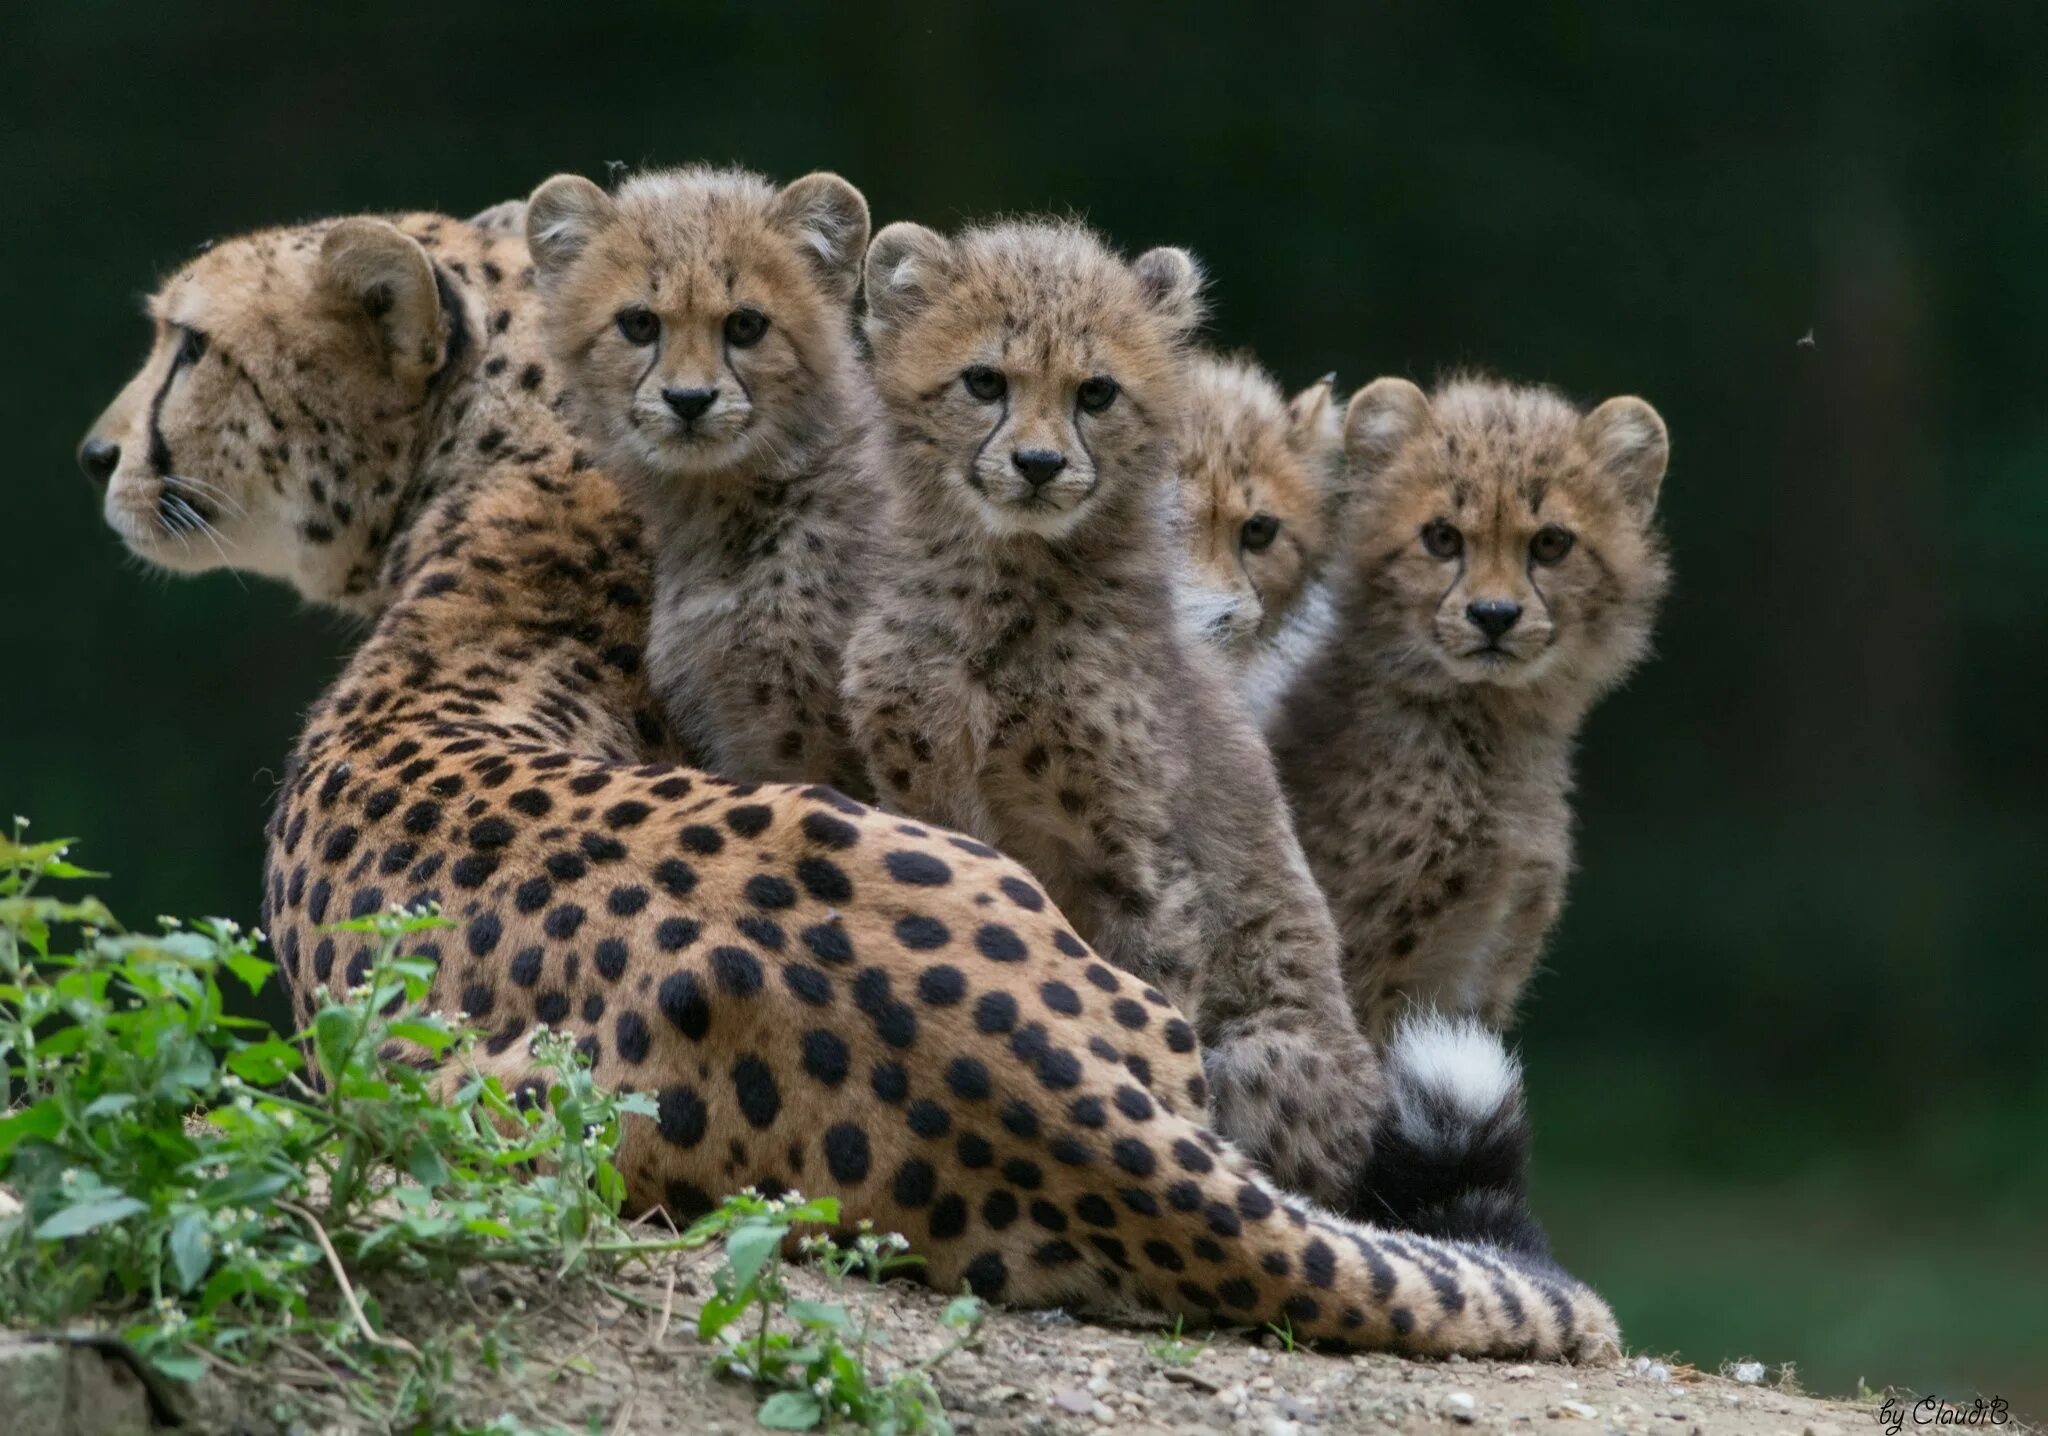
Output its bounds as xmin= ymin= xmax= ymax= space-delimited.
xmin=1147 ymin=1314 xmax=1212 ymax=1367
xmin=1265 ymin=1315 xmax=1298 ymax=1353
xmin=681 ymin=1189 xmax=984 ymax=1433
xmin=0 ymin=819 xmax=655 ymax=1394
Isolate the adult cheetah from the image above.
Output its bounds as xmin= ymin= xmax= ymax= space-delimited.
xmin=76 ymin=206 xmax=1618 ymax=1360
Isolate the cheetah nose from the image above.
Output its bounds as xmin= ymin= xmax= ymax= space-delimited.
xmin=1011 ymin=449 xmax=1068 ymax=488
xmin=1466 ymin=599 xmax=1523 ymax=639
xmin=78 ymin=436 xmax=121 ymax=488
xmin=662 ymin=386 xmax=719 ymax=422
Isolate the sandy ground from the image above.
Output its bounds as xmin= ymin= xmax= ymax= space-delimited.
xmin=170 ymin=1244 xmax=1909 ymax=1436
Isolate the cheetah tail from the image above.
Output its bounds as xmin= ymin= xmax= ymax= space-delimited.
xmin=1093 ymin=1106 xmax=1617 ymax=1361
xmin=1347 ymin=1011 xmax=1560 ymax=1274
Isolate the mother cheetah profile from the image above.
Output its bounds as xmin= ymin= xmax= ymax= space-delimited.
xmin=76 ymin=204 xmax=1619 ymax=1361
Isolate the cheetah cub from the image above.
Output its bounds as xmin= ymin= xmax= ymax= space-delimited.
xmin=1270 ymin=376 xmax=1671 ymax=1039
xmin=841 ymin=220 xmax=1383 ymax=1207
xmin=1172 ymin=353 xmax=1346 ymax=725
xmin=528 ymin=166 xmax=875 ymax=792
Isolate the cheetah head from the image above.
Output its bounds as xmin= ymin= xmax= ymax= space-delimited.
xmin=864 ymin=220 xmax=1202 ymax=540
xmin=526 ymin=166 xmax=869 ymax=487
xmin=78 ymin=217 xmax=470 ymax=605
xmin=1174 ymin=356 xmax=1344 ymax=658
xmin=1342 ymin=375 xmax=1671 ymax=693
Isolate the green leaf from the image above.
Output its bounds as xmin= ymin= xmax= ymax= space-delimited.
xmin=222 ymin=951 xmax=275 ymax=995
xmin=148 ymin=1352 xmax=206 ymax=1384
xmin=696 ymin=1289 xmax=752 ymax=1340
xmin=386 ymin=1018 xmax=457 ymax=1057
xmin=168 ymin=1210 xmax=212 ymax=1292
xmin=724 ymin=1222 xmax=786 ymax=1290
xmin=941 ymin=1294 xmax=984 ymax=1329
xmin=0 ymin=1100 xmax=64 ymax=1156
xmin=312 ymin=1007 xmax=360 ymax=1077
xmin=405 ymin=1143 xmax=450 ymax=1189
xmin=786 ymin=1299 xmax=852 ymax=1331
xmin=784 ymin=1196 xmax=841 ymax=1225
xmin=756 ymin=1391 xmax=823 ymax=1430
xmin=37 ymin=1194 xmax=148 ymax=1240
xmin=41 ymin=860 xmax=108 ymax=881
xmin=226 ymin=1038 xmax=302 ymax=1085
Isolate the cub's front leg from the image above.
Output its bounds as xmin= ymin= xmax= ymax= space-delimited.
xmin=1193 ymin=885 xmax=1386 ymax=1208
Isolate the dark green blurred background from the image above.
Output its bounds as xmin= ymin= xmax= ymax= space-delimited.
xmin=8 ymin=0 xmax=2044 ymax=1411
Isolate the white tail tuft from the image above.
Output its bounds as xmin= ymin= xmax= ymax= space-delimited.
xmin=1384 ymin=1011 xmax=1522 ymax=1152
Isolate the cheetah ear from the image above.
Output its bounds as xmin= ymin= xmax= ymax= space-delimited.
xmin=865 ymin=222 xmax=954 ymax=334
xmin=525 ymin=173 xmax=618 ymax=287
xmin=1130 ymin=247 xmax=1206 ymax=333
xmin=1581 ymin=396 xmax=1669 ymax=518
xmin=466 ymin=197 xmax=528 ymax=236
xmin=1285 ymin=373 xmax=1340 ymax=456
xmin=771 ymin=172 xmax=871 ymax=307
xmin=318 ymin=218 xmax=444 ymax=391
xmin=1342 ymin=377 xmax=1432 ymax=484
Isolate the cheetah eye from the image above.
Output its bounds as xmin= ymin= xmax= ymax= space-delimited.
xmin=175 ymin=325 xmax=209 ymax=368
xmin=1240 ymin=513 xmax=1281 ymax=552
xmin=724 ymin=307 xmax=770 ymax=348
xmin=615 ymin=306 xmax=660 ymax=346
xmin=1076 ymin=375 xmax=1120 ymax=414
xmin=1530 ymin=524 xmax=1576 ymax=565
xmin=1420 ymin=519 xmax=1463 ymax=560
xmin=962 ymin=366 xmax=1007 ymax=403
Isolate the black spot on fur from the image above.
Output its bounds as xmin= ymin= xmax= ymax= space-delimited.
xmin=658 ymin=971 xmax=710 ymax=1040
xmin=732 ymin=1055 xmax=780 ymax=1127
xmin=657 ymin=1086 xmax=708 ymax=1147
xmin=975 ymin=925 xmax=1026 ymax=962
xmin=1039 ymin=980 xmax=1081 ymax=1016
xmin=916 ymin=965 xmax=967 ymax=1006
xmin=870 ymin=1062 xmax=908 ymax=1103
xmin=726 ymin=805 xmax=773 ymax=838
xmin=710 ymin=945 xmax=764 ymax=996
xmin=801 ymin=1029 xmax=850 ymax=1087
xmin=656 ymin=917 xmax=701 ymax=951
xmin=894 ymin=915 xmax=949 ymax=951
xmin=944 ymin=1056 xmax=991 ymax=1101
xmin=962 ymin=1252 xmax=1007 ymax=1299
xmin=801 ymin=812 xmax=859 ymax=849
xmin=823 ymin=1123 xmax=870 ymax=1183
xmin=802 ymin=922 xmax=855 ymax=965
xmin=974 ymin=991 xmax=1019 ymax=1033
xmin=795 ymin=856 xmax=852 ymax=903
xmin=783 ymin=963 xmax=833 ymax=1006
xmin=929 ymin=1194 xmax=968 ymax=1239
xmin=884 ymin=851 xmax=951 ymax=886
xmin=998 ymin=877 xmax=1043 ymax=911
xmin=652 ymin=858 xmax=697 ymax=897
xmin=892 ymin=1158 xmax=936 ymax=1207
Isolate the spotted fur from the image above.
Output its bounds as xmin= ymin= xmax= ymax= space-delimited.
xmin=840 ymin=221 xmax=1391 ymax=1214
xmin=529 ymin=166 xmax=876 ymax=794
xmin=80 ymin=217 xmax=1619 ymax=1361
xmin=1270 ymin=376 xmax=1671 ymax=1036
